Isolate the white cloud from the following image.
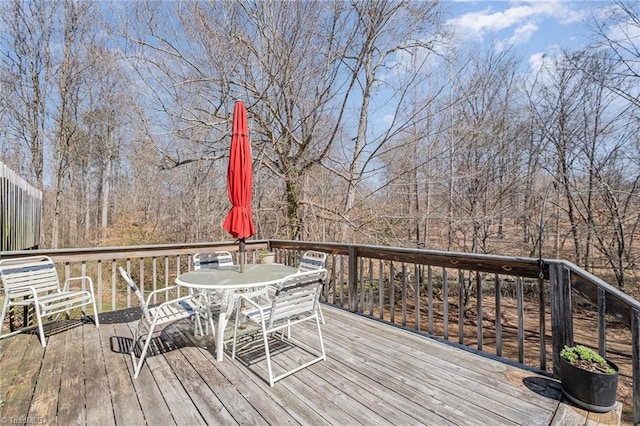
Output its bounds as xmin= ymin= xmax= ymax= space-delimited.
xmin=606 ymin=12 xmax=640 ymax=48
xmin=447 ymin=1 xmax=584 ymax=49
xmin=509 ymin=22 xmax=538 ymax=45
xmin=382 ymin=114 xmax=394 ymax=126
xmin=528 ymin=51 xmax=549 ymax=75
xmin=451 ymin=3 xmax=554 ymax=35
xmin=527 ymin=46 xmax=562 ymax=84
xmin=496 ymin=21 xmax=538 ymax=50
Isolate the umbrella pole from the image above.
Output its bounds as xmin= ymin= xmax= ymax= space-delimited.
xmin=239 ymin=238 xmax=245 ymax=273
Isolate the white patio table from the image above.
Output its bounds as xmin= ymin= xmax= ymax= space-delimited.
xmin=175 ymin=263 xmax=299 ymax=361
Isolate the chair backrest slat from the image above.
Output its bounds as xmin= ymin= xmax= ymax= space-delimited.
xmin=0 ymin=256 xmax=61 ymax=297
xmin=268 ymin=269 xmax=326 ymax=329
xmin=194 ymin=251 xmax=234 ymax=270
xmin=298 ymin=250 xmax=327 ymax=272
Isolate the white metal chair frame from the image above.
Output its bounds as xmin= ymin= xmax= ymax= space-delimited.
xmin=119 ymin=267 xmax=200 ymax=379
xmin=297 ymin=250 xmax=328 ymax=323
xmin=191 ymin=251 xmax=235 ymax=336
xmin=0 ymin=255 xmax=99 ymax=347
xmin=231 ymin=269 xmax=327 ymax=386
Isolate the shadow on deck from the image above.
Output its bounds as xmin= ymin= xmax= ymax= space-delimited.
xmin=0 ymin=305 xmax=622 ymax=425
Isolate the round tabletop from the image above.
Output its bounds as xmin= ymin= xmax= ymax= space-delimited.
xmin=175 ymin=263 xmax=299 ymax=290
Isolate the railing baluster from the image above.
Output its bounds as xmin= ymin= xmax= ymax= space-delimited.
xmin=538 ymin=275 xmax=546 ymax=371
xmin=126 ymin=259 xmax=131 ymax=308
xmin=428 ymin=266 xmax=433 ymax=335
xmin=97 ymin=260 xmax=102 ymax=313
xmin=359 ymin=256 xmax=365 ymax=314
xmin=330 ymin=254 xmax=337 ymax=307
xmin=517 ymin=276 xmax=524 ymax=364
xmin=476 ymin=271 xmax=482 ymax=351
xmin=139 ymin=258 xmax=144 ymax=298
xmin=152 ymin=257 xmax=157 ymax=305
xmin=390 ymin=261 xmax=395 ymax=324
xmin=443 ymin=267 xmax=449 ymax=341
xmin=415 ymin=264 xmax=420 ymax=332
xmin=496 ymin=274 xmax=502 ymax=357
xmin=632 ymin=308 xmax=639 ymax=426
xmin=458 ymin=269 xmax=464 ymax=345
xmin=339 ymin=254 xmax=344 ymax=308
xmin=378 ymin=260 xmax=384 ymax=320
xmin=111 ymin=261 xmax=116 ymax=311
xmin=164 ymin=256 xmax=169 ymax=302
xmin=402 ymin=263 xmax=407 ymax=327
xmin=598 ymin=287 xmax=606 ymax=357
xmin=64 ymin=263 xmax=71 ymax=317
xmin=368 ymin=258 xmax=374 ymax=316
xmin=81 ymin=262 xmax=87 ymax=293
xmin=176 ymin=255 xmax=181 ymax=299
xmin=348 ymin=247 xmax=358 ymax=312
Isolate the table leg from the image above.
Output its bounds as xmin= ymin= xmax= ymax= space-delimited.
xmin=214 ymin=290 xmax=237 ymax=361
xmin=216 ymin=312 xmax=227 ymax=361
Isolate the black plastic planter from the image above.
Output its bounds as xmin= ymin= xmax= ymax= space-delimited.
xmin=559 ymin=355 xmax=619 ymax=413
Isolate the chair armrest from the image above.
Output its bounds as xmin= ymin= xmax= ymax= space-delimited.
xmin=237 ymin=293 xmax=264 ymax=310
xmin=156 ymin=294 xmax=193 ymax=310
xmin=144 ymin=285 xmax=183 ymax=306
xmin=151 ymin=294 xmax=196 ymax=324
xmin=28 ymin=286 xmax=41 ymax=305
xmin=237 ymin=293 xmax=268 ymax=320
xmin=64 ymin=276 xmax=95 ymax=293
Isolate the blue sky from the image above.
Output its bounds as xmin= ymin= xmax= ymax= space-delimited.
xmin=445 ymin=1 xmax=612 ymax=69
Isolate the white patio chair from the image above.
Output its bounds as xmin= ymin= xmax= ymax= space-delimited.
xmin=119 ymin=267 xmax=199 ymax=379
xmin=192 ymin=251 xmax=235 ymax=336
xmin=231 ymin=269 xmax=327 ymax=386
xmin=297 ymin=250 xmax=328 ymax=323
xmin=0 ymin=255 xmax=99 ymax=347
xmin=193 ymin=251 xmax=234 ymax=270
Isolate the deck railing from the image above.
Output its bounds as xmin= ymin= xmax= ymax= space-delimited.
xmin=270 ymin=240 xmax=640 ymax=425
xmin=1 ymin=240 xmax=639 ymax=424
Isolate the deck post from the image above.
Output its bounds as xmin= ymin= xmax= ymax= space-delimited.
xmin=549 ymin=262 xmax=573 ymax=378
xmin=348 ymin=245 xmax=358 ymax=312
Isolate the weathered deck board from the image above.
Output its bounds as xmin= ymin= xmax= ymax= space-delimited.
xmin=102 ymin=322 xmax=148 ymax=425
xmin=27 ymin=327 xmax=66 ymax=422
xmin=83 ymin=321 xmax=115 ymax=426
xmin=319 ymin=311 xmax=557 ymax=424
xmin=1 ymin=328 xmax=44 ymax=421
xmin=58 ymin=324 xmax=87 ymax=424
xmin=0 ymin=305 xmax=620 ymax=425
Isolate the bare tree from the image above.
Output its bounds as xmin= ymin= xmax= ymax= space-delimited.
xmin=572 ymin=50 xmax=639 ymax=287
xmin=330 ymin=0 xmax=446 ymax=241
xmin=50 ymin=1 xmax=102 ymax=247
xmin=590 ymin=1 xmax=640 ymax=108
xmin=527 ymin=52 xmax=589 ymax=265
xmin=448 ymin=46 xmax=527 ymax=254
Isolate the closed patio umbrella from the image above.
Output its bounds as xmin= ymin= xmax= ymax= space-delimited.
xmin=222 ymin=101 xmax=255 ymax=271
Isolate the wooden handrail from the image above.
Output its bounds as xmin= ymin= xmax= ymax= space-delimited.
xmin=0 ymin=240 xmax=270 ymax=263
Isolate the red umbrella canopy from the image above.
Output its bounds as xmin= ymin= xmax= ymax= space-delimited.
xmin=222 ymin=101 xmax=255 ymax=239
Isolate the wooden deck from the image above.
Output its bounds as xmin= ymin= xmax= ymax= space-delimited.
xmin=0 ymin=305 xmax=622 ymax=425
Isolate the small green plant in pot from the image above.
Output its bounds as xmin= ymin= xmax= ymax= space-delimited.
xmin=559 ymin=344 xmax=618 ymax=412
